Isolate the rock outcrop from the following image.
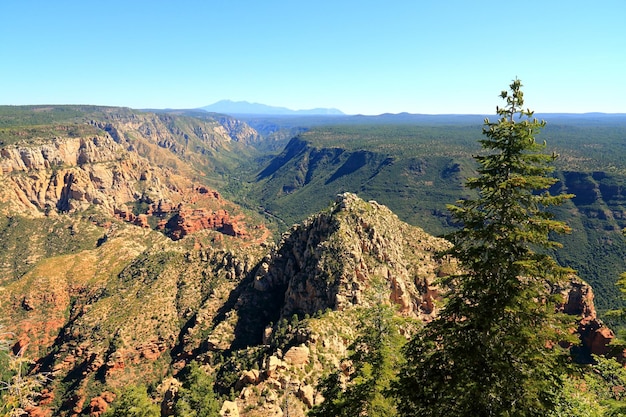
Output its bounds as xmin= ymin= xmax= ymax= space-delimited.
xmin=0 ymin=116 xmax=266 ymax=243
xmin=165 ymin=208 xmax=247 ymax=240
xmin=216 ymin=116 xmax=261 ymax=145
xmin=0 ymin=107 xmax=619 ymax=417
xmin=250 ymin=192 xmax=452 ymax=321
xmin=1 ymin=190 xmax=617 ymax=417
xmin=112 ymin=186 xmax=258 ymax=241
xmin=560 ymin=279 xmax=617 ymax=356
xmin=0 ymin=133 xmax=174 ymax=216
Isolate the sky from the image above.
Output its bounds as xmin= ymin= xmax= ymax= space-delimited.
xmin=1 ymin=0 xmax=624 ymax=115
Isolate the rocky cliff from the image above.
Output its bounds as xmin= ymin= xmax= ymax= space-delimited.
xmin=0 ymin=107 xmax=619 ymax=416
xmin=253 ymin=192 xmax=449 ymax=320
xmin=0 ymin=109 xmax=267 ymax=245
xmin=0 ymin=133 xmax=162 ymax=215
xmin=89 ymin=110 xmax=260 ymax=175
xmin=0 ymin=188 xmax=615 ymax=416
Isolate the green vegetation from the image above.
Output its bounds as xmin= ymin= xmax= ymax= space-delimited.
xmin=103 ymin=385 xmax=160 ymax=417
xmin=0 ymin=216 xmax=102 ymax=283
xmin=0 ymin=105 xmax=135 ymax=127
xmin=3 ymin=96 xmax=626 ymax=416
xmin=550 ymin=356 xmax=626 ymax=416
xmin=241 ymin=117 xmax=626 ymax=233
xmin=173 ymin=361 xmax=221 ymax=417
xmin=0 ymin=105 xmax=134 ymax=146
xmin=0 ymin=326 xmax=49 ymax=417
xmin=2 ymin=103 xmax=625 ymax=318
xmin=394 ymin=80 xmax=576 ymax=416
xmin=310 ymin=299 xmax=405 ymax=417
xmin=237 ymin=115 xmax=626 ymax=320
xmin=0 ymin=124 xmax=102 ymax=146
xmin=0 ymin=325 xmax=11 ymax=412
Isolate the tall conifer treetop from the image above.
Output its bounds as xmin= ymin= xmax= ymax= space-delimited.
xmin=394 ymin=79 xmax=575 ymax=417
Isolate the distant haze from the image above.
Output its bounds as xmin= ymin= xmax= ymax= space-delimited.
xmin=202 ymin=100 xmax=345 ymax=116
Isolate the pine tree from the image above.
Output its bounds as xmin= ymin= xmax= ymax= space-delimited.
xmin=310 ymin=287 xmax=405 ymax=417
xmin=394 ymin=79 xmax=575 ymax=416
xmin=103 ymin=385 xmax=160 ymax=417
xmin=173 ymin=361 xmax=220 ymax=417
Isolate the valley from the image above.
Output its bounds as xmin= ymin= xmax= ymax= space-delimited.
xmin=231 ymin=115 xmax=626 ymax=317
xmin=1 ymin=105 xmax=626 ymax=415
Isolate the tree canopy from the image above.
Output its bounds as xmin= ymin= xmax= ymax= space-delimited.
xmin=394 ymin=79 xmax=575 ymax=416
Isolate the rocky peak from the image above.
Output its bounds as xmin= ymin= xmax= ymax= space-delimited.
xmin=216 ymin=116 xmax=261 ymax=144
xmin=559 ymin=279 xmax=618 ymax=357
xmin=252 ymin=193 xmax=453 ymax=321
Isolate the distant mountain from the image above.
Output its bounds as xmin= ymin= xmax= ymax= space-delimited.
xmin=201 ymin=99 xmax=345 ymax=116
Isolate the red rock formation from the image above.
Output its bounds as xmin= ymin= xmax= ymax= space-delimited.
xmin=87 ymin=392 xmax=116 ymax=417
xmin=134 ymin=214 xmax=150 ymax=228
xmin=113 ymin=208 xmax=150 ymax=228
xmin=196 ymin=186 xmax=220 ymax=199
xmin=38 ymin=390 xmax=55 ymax=406
xmin=24 ymin=406 xmax=52 ymax=417
xmin=137 ymin=341 xmax=167 ymax=361
xmin=86 ymin=392 xmax=115 ymax=417
xmin=560 ymin=280 xmax=616 ymax=356
xmin=165 ymin=208 xmax=248 ymax=240
xmin=113 ymin=184 xmax=254 ymax=240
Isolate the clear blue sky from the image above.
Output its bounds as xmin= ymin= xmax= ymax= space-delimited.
xmin=1 ymin=0 xmax=624 ymax=115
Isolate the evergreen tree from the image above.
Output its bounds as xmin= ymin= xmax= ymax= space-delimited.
xmin=173 ymin=361 xmax=220 ymax=417
xmin=394 ymin=79 xmax=575 ymax=416
xmin=103 ymin=385 xmax=160 ymax=417
xmin=310 ymin=287 xmax=405 ymax=417
xmin=0 ymin=331 xmax=49 ymax=417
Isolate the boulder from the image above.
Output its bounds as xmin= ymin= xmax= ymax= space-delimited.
xmin=236 ymin=369 xmax=261 ymax=389
xmin=283 ymin=345 xmax=310 ymax=366
xmin=87 ymin=392 xmax=115 ymax=417
xmin=220 ymin=400 xmax=239 ymax=417
xmin=297 ymin=384 xmax=315 ymax=408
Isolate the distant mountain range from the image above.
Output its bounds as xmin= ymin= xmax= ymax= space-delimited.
xmin=201 ymin=99 xmax=345 ymax=116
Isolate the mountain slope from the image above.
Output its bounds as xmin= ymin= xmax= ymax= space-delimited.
xmin=243 ymin=122 xmax=626 ymax=320
xmin=201 ymin=100 xmax=344 ymax=116
xmin=0 ymin=184 xmax=611 ymax=416
xmin=0 ymin=107 xmax=622 ymax=416
xmin=248 ymin=131 xmax=474 ymax=234
xmin=0 ymin=106 xmax=272 ymax=414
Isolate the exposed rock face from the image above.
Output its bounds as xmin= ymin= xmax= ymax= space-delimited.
xmin=0 ymin=118 xmax=266 ymax=243
xmin=0 ymin=135 xmax=119 ymax=174
xmin=111 ymin=185 xmax=257 ymax=241
xmin=216 ymin=116 xmax=261 ymax=145
xmin=0 ymin=215 xmax=265 ymax=415
xmin=220 ymin=401 xmax=240 ymax=417
xmin=560 ymin=279 xmax=616 ymax=356
xmin=251 ymin=193 xmax=452 ymax=321
xmin=0 ymin=108 xmax=261 ymax=220
xmin=0 ymin=119 xmax=618 ymax=417
xmin=87 ymin=392 xmax=115 ymax=417
xmin=283 ymin=344 xmax=310 ymax=366
xmin=297 ymin=384 xmax=316 ymax=408
xmin=0 ymin=133 xmax=172 ymax=216
xmin=165 ymin=208 xmax=247 ymax=240
xmin=91 ymin=111 xmax=259 ymax=145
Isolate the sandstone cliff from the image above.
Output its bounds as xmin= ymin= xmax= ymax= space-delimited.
xmin=0 ymin=110 xmax=267 ymax=247
xmin=0 ymin=191 xmax=616 ymax=416
xmin=0 ymin=107 xmax=618 ymax=416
